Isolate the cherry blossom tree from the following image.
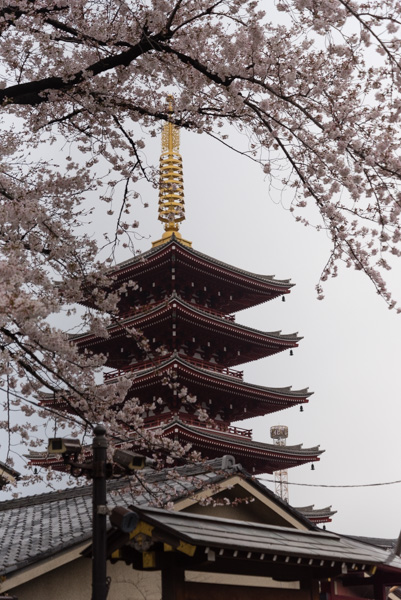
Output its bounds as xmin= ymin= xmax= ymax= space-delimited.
xmin=1 ymin=0 xmax=401 ymax=478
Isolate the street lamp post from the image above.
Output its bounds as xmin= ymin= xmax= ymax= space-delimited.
xmin=92 ymin=424 xmax=108 ymax=600
xmin=47 ymin=426 xmax=145 ymax=600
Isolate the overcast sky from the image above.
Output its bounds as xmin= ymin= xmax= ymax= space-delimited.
xmin=1 ymin=1 xmax=399 ymax=540
xmin=127 ymin=127 xmax=401 ymax=540
xmin=2 ymin=119 xmax=400 ymax=541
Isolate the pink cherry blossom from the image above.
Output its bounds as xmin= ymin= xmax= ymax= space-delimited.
xmin=1 ymin=0 xmax=401 ymax=484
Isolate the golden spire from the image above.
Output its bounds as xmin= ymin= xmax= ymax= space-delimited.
xmin=152 ymin=96 xmax=192 ymax=248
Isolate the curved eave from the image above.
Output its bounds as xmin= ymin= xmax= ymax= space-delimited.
xmin=173 ymin=296 xmax=301 ymax=343
xmin=108 ymin=355 xmax=313 ymax=403
xmin=27 ymin=450 xmax=93 ymax=472
xmin=160 ymin=419 xmax=323 ymax=456
xmin=26 ymin=454 xmax=68 ymax=471
xmin=111 ymin=238 xmax=294 ymax=293
xmin=157 ymin=419 xmax=323 ymax=472
xmin=70 ymin=295 xmax=301 ymax=351
xmin=296 ymin=505 xmax=337 ymax=525
xmin=305 ymin=515 xmax=334 ymax=525
xmin=39 ymin=354 xmax=312 ymax=415
xmin=38 ymin=399 xmax=72 ymax=411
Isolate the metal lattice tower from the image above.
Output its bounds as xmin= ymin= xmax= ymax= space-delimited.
xmin=270 ymin=425 xmax=289 ymax=503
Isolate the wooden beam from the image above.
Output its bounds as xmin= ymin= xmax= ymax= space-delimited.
xmin=373 ymin=580 xmax=387 ymax=600
xmin=183 ymin=581 xmax=313 ymax=600
xmin=300 ymin=578 xmax=320 ymax=600
xmin=184 ymin=556 xmax=342 ymax=581
xmin=161 ymin=553 xmax=185 ymax=600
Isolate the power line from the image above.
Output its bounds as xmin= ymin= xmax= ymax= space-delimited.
xmin=258 ymin=476 xmax=401 ymax=489
xmin=2 ymin=387 xmax=401 ymax=487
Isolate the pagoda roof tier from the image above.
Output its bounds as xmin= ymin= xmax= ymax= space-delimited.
xmin=39 ymin=354 xmax=312 ymax=422
xmin=83 ymin=238 xmax=295 ymax=314
xmin=148 ymin=416 xmax=323 ymax=474
xmin=105 ymin=354 xmax=311 ymax=421
xmin=72 ymin=294 xmax=301 ymax=369
xmin=26 ymin=412 xmax=323 ymax=475
xmin=296 ymin=505 xmax=337 ymax=525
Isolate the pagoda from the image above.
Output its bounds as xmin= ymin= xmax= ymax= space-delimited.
xmin=35 ymin=106 xmax=323 ymax=476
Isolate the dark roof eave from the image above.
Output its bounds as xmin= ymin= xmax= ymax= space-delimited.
xmin=105 ymin=355 xmax=313 ymax=400
xmin=158 ymin=418 xmax=324 ymax=456
xmin=70 ymin=296 xmax=303 ymax=346
xmin=111 ymin=238 xmax=295 ymax=290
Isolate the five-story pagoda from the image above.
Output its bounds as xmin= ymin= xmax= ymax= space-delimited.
xmin=35 ymin=108 xmax=323 ymax=476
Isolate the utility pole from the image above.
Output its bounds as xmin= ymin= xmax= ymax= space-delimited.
xmin=92 ymin=424 xmax=108 ymax=600
xmin=47 ymin=424 xmax=143 ymax=600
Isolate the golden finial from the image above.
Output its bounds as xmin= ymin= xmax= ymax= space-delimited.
xmin=152 ymin=96 xmax=192 ymax=248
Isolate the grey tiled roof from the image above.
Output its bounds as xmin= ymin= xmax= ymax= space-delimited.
xmin=126 ymin=506 xmax=401 ymax=569
xmin=295 ymin=505 xmax=337 ymax=518
xmin=0 ymin=457 xmax=238 ymax=578
xmin=347 ymin=535 xmax=397 ymax=551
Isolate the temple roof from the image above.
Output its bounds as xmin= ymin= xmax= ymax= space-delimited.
xmin=99 ymin=353 xmax=313 ymax=422
xmin=1 ymin=456 xmax=328 ymax=581
xmin=113 ymin=238 xmax=293 ymax=289
xmin=295 ymin=505 xmax=337 ymax=524
xmin=72 ymin=294 xmax=301 ymax=368
xmin=104 ymin=352 xmax=311 ymax=398
xmin=153 ymin=417 xmax=323 ymax=474
xmin=110 ymin=505 xmax=401 ymax=571
xmin=346 ymin=536 xmax=397 ymax=551
xmin=26 ymin=413 xmax=322 ymax=475
xmin=296 ymin=505 xmax=337 ymax=517
xmin=73 ymin=294 xmax=300 ymax=345
xmin=96 ymin=238 xmax=295 ymax=314
xmin=0 ymin=457 xmax=240 ymax=578
xmin=158 ymin=417 xmax=322 ymax=455
xmin=38 ymin=352 xmax=312 ymax=428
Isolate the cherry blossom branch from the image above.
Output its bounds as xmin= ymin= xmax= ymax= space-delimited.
xmin=0 ymin=35 xmax=156 ymax=105
xmin=337 ymin=0 xmax=401 ymax=70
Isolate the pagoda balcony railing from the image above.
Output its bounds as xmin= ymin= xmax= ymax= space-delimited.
xmin=104 ymin=357 xmax=166 ymax=381
xmin=104 ymin=355 xmax=244 ymax=382
xmin=118 ymin=301 xmax=161 ymax=321
xmin=192 ymin=304 xmax=236 ymax=322
xmin=144 ymin=413 xmax=252 ymax=438
xmin=117 ymin=300 xmax=236 ymax=322
xmin=182 ymin=355 xmax=243 ymax=380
